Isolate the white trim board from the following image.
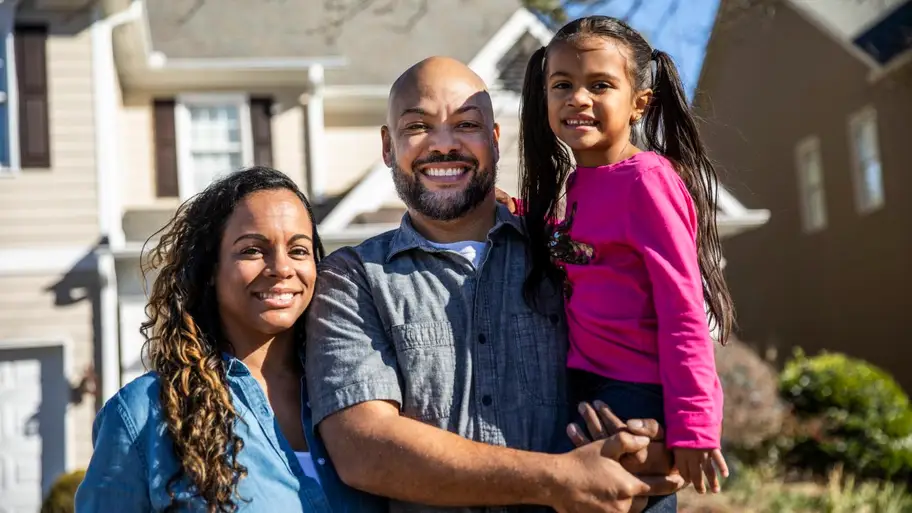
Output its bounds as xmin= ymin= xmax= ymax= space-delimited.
xmin=468 ymin=7 xmax=553 ymax=86
xmin=0 ymin=246 xmax=99 ymax=275
xmin=319 ymin=8 xmax=552 ymax=231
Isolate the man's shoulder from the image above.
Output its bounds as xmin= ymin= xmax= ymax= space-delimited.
xmin=318 ymin=228 xmax=400 ymax=276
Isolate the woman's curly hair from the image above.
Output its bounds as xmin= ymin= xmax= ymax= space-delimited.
xmin=139 ymin=166 xmax=325 ymax=512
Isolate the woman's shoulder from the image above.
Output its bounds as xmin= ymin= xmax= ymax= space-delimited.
xmin=97 ymin=371 xmax=164 ymax=433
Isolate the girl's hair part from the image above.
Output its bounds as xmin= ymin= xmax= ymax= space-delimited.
xmin=518 ymin=16 xmax=735 ymax=343
xmin=139 ymin=166 xmax=324 ymax=512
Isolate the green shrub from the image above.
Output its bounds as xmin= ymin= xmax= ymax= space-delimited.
xmin=41 ymin=470 xmax=85 ymax=513
xmin=779 ymin=350 xmax=912 ymax=481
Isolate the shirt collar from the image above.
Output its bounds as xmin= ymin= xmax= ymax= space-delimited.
xmin=385 ymin=203 xmax=525 ymax=263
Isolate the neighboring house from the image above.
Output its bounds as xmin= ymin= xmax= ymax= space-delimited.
xmin=0 ymin=1 xmax=110 ymax=511
xmin=694 ymin=0 xmax=912 ymax=389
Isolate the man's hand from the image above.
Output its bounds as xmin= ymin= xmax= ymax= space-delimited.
xmin=566 ymin=401 xmax=684 ymax=498
xmin=552 ymin=432 xmax=658 ymax=513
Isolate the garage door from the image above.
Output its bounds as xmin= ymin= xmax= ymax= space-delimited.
xmin=0 ymin=345 xmax=67 ymax=513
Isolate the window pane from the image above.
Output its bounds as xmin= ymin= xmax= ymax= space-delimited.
xmin=188 ymin=104 xmax=242 ymax=152
xmin=190 ymin=151 xmax=242 ymax=192
xmin=864 ymin=160 xmax=884 ymax=207
xmin=0 ymin=33 xmax=8 ymax=168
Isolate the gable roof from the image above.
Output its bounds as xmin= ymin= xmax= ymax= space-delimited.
xmin=144 ymin=0 xmax=524 ymax=86
xmin=787 ymin=0 xmax=912 ymax=67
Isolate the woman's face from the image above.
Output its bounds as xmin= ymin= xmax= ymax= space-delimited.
xmin=215 ymin=188 xmax=317 ymax=342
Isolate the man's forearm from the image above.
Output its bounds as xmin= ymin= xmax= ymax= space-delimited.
xmin=321 ymin=401 xmax=567 ymax=507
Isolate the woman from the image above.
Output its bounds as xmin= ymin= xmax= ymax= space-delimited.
xmin=75 ymin=167 xmax=386 ymax=512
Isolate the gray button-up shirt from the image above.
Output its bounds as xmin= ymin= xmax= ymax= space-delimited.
xmin=305 ymin=204 xmax=568 ymax=513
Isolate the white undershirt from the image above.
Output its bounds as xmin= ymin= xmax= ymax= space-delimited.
xmin=294 ymin=451 xmax=322 ymax=486
xmin=428 ymin=240 xmax=489 ymax=269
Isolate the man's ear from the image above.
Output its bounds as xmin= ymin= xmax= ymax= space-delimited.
xmin=381 ymin=125 xmax=393 ymax=167
xmin=631 ymin=88 xmax=652 ymax=124
xmin=492 ymin=122 xmax=501 ymax=163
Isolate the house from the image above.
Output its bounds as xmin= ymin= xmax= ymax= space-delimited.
xmin=0 ymin=0 xmax=109 ymax=510
xmin=0 ymin=0 xmax=773 ymax=508
xmin=693 ymin=0 xmax=912 ymax=389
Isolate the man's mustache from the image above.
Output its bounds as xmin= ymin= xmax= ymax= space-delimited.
xmin=412 ymin=152 xmax=479 ymax=169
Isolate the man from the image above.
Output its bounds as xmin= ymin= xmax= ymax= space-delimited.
xmin=305 ymin=56 xmax=678 ymax=512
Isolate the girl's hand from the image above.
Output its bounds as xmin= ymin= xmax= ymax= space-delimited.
xmin=494 ymin=187 xmax=517 ymax=213
xmin=672 ymin=448 xmax=729 ymax=494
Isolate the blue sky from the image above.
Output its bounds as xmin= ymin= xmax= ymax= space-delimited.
xmin=566 ymin=0 xmax=721 ymax=97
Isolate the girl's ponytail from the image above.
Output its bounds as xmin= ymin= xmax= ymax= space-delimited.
xmin=645 ymin=49 xmax=735 ymax=343
xmin=519 ymin=46 xmax=572 ymax=309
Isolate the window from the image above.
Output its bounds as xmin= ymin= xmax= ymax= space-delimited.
xmin=175 ymin=95 xmax=253 ymax=200
xmin=154 ymin=94 xmax=272 ymax=200
xmin=0 ymin=19 xmax=51 ymax=175
xmin=848 ymin=106 xmax=884 ymax=213
xmin=795 ymin=136 xmax=827 ymax=233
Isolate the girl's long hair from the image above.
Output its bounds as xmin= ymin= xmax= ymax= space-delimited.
xmin=519 ymin=16 xmax=734 ymax=342
xmin=140 ymin=166 xmax=325 ymax=512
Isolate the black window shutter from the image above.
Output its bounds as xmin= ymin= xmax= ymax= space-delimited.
xmin=249 ymin=97 xmax=273 ymax=167
xmin=15 ymin=25 xmax=50 ymax=169
xmin=153 ymin=99 xmax=179 ymax=197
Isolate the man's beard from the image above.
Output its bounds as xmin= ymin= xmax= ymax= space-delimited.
xmin=391 ymin=153 xmax=496 ymax=221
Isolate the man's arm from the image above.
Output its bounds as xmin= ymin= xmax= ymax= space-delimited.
xmin=321 ymin=399 xmax=660 ymax=509
xmin=305 ymin=254 xmax=675 ymax=510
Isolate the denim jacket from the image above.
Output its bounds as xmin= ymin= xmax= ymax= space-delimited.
xmin=75 ymin=355 xmax=387 ymax=512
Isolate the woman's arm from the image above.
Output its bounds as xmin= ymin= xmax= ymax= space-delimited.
xmin=75 ymin=397 xmax=151 ymax=512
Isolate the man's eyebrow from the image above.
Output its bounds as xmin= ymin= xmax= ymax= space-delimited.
xmin=401 ymin=107 xmax=427 ymax=117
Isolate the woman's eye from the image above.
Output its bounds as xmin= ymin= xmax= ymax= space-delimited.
xmin=290 ymin=247 xmax=311 ymax=257
xmin=240 ymin=247 xmax=262 ymax=256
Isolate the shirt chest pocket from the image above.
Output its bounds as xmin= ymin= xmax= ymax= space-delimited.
xmin=510 ymin=311 xmax=567 ymax=406
xmin=390 ymin=321 xmax=458 ymax=422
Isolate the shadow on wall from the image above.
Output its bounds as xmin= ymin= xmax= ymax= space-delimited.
xmin=43 ymin=244 xmax=105 ymax=411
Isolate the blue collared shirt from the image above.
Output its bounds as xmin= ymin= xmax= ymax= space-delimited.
xmin=306 ymin=205 xmax=569 ymax=513
xmin=75 ymin=355 xmax=386 ymax=512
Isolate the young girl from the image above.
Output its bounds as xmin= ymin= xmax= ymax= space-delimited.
xmin=517 ymin=16 xmax=731 ymax=511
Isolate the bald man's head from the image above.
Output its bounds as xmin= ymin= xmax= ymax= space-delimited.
xmin=381 ymin=56 xmax=501 ymax=222
xmin=387 ymin=56 xmax=493 ymax=126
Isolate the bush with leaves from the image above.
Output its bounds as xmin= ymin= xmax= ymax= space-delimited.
xmin=41 ymin=470 xmax=85 ymax=513
xmin=779 ymin=350 xmax=912 ymax=481
xmin=715 ymin=338 xmax=787 ymax=464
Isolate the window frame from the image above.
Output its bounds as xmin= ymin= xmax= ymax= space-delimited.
xmin=847 ymin=105 xmax=885 ymax=214
xmin=174 ymin=93 xmax=253 ymax=201
xmin=795 ymin=135 xmax=828 ymax=234
xmin=0 ymin=12 xmax=20 ymax=176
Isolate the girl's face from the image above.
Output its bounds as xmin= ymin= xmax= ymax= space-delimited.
xmin=545 ymin=37 xmax=650 ymax=166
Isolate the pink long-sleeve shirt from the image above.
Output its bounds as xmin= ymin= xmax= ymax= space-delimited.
xmin=560 ymin=151 xmax=722 ymax=449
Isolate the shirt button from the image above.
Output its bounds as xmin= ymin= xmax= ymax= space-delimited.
xmin=478 ymin=333 xmax=487 ymax=344
xmin=482 ymin=395 xmax=493 ymax=406
xmin=317 ymin=458 xmax=326 ymax=465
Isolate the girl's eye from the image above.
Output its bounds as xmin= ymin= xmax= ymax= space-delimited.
xmin=591 ymin=82 xmax=611 ymax=91
xmin=551 ymin=82 xmax=571 ymax=90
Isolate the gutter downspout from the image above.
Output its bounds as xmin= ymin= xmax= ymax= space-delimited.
xmin=92 ymin=0 xmax=141 ymax=402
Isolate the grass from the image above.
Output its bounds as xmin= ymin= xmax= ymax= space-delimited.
xmin=678 ymin=465 xmax=912 ymax=513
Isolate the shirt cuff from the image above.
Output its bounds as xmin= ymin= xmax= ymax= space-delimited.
xmin=665 ymin=411 xmax=722 ymax=449
xmin=311 ymin=380 xmax=403 ymax=426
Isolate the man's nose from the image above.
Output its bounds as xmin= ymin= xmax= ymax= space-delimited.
xmin=427 ymin=126 xmax=460 ymax=155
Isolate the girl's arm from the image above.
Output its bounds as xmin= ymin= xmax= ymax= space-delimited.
xmin=624 ymin=166 xmax=723 ymax=450
xmin=75 ymin=397 xmax=152 ymax=512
